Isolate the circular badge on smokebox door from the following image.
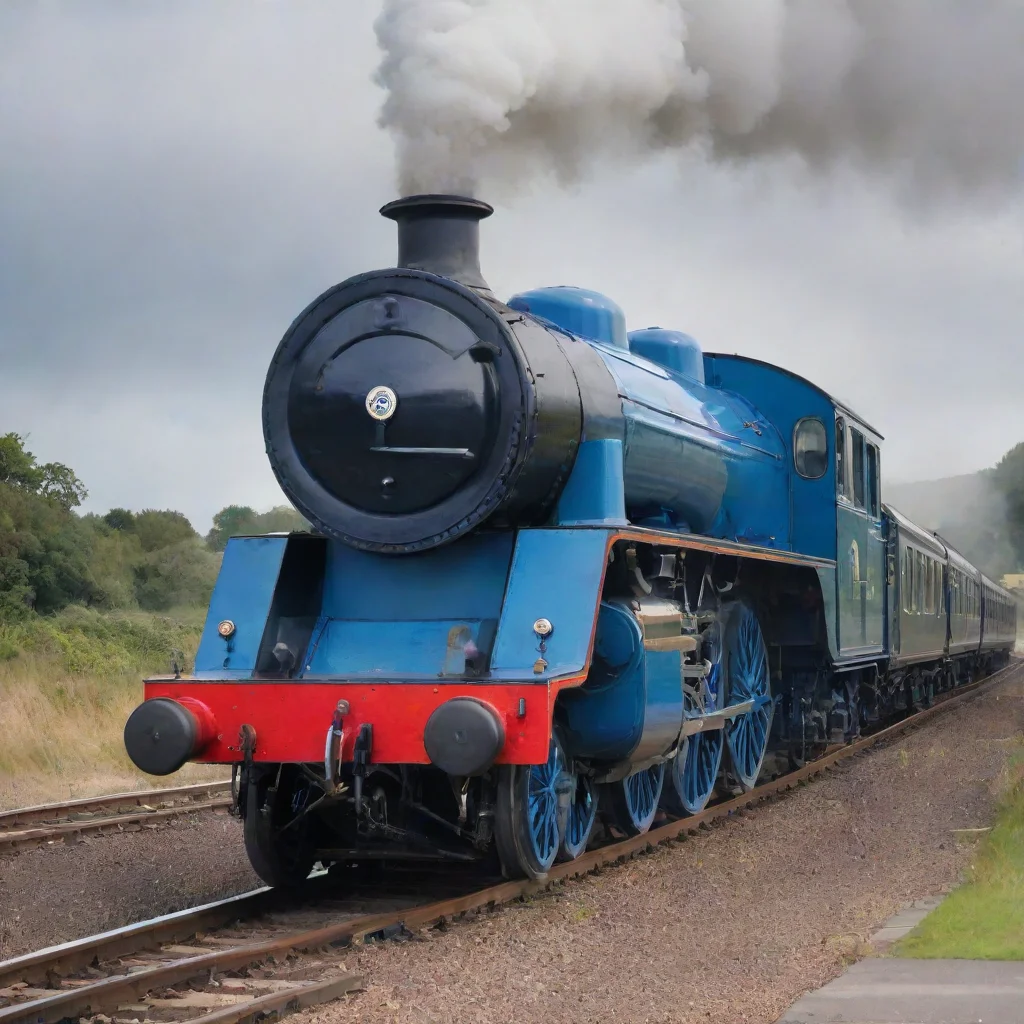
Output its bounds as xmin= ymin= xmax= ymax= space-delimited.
xmin=365 ymin=385 xmax=398 ymax=422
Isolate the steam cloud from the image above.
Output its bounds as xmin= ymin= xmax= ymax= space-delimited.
xmin=374 ymin=0 xmax=1024 ymax=201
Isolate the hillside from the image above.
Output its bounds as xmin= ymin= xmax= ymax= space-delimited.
xmin=886 ymin=460 xmax=1022 ymax=581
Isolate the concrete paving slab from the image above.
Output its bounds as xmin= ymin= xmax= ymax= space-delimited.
xmin=869 ymin=896 xmax=946 ymax=951
xmin=776 ymin=958 xmax=1024 ymax=1023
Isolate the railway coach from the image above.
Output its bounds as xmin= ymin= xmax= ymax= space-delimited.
xmin=124 ymin=194 xmax=1017 ymax=887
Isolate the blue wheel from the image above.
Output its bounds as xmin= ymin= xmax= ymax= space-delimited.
xmin=604 ymin=762 xmax=666 ymax=836
xmin=666 ymin=731 xmax=724 ymax=815
xmin=557 ymin=771 xmax=597 ymax=861
xmin=494 ymin=737 xmax=568 ymax=878
xmin=721 ymin=600 xmax=774 ymax=791
xmin=663 ymin=622 xmax=724 ymax=815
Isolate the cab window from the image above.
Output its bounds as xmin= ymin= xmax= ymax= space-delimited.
xmin=835 ymin=417 xmax=847 ymax=498
xmin=794 ymin=418 xmax=828 ymax=479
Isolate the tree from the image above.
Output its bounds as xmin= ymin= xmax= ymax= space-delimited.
xmin=205 ymin=506 xmax=257 ymax=551
xmin=39 ymin=461 xmax=88 ymax=511
xmin=0 ymin=433 xmax=43 ymax=490
xmin=0 ymin=432 xmax=215 ymax=618
xmin=133 ymin=509 xmax=197 ymax=552
xmin=0 ymin=480 xmax=103 ymax=614
xmin=205 ymin=504 xmax=309 ymax=550
xmin=133 ymin=540 xmax=219 ymax=611
xmin=0 ymin=433 xmax=86 ymax=510
xmin=103 ymin=508 xmax=136 ymax=531
xmin=993 ymin=441 xmax=1024 ymax=569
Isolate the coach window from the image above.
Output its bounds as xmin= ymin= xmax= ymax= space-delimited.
xmin=794 ymin=417 xmax=828 ymax=479
xmin=866 ymin=443 xmax=880 ymax=517
xmin=851 ymin=428 xmax=866 ymax=508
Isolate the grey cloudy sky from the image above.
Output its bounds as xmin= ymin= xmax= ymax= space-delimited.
xmin=1 ymin=1 xmax=1022 ymax=533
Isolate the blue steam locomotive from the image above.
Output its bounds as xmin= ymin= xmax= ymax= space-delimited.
xmin=125 ymin=195 xmax=1018 ymax=887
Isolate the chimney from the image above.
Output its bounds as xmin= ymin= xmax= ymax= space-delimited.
xmin=379 ymin=194 xmax=494 ymax=295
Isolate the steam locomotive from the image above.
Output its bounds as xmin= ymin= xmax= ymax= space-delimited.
xmin=124 ymin=195 xmax=1018 ymax=886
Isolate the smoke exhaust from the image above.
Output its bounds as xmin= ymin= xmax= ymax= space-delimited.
xmin=380 ymin=194 xmax=494 ymax=294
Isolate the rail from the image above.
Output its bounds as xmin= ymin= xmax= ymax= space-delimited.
xmin=0 ymin=781 xmax=232 ymax=853
xmin=0 ymin=658 xmax=1019 ymax=1024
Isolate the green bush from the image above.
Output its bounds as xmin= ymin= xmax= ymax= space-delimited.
xmin=0 ymin=605 xmax=205 ymax=676
xmin=133 ymin=540 xmax=220 ymax=611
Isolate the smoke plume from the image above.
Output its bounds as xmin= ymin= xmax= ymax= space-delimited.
xmin=374 ymin=0 xmax=1024 ymax=202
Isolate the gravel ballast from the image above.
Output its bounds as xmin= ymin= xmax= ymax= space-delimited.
xmin=1 ymin=672 xmax=1020 ymax=1023
xmin=304 ymin=673 xmax=1024 ymax=1024
xmin=0 ymin=810 xmax=258 ymax=959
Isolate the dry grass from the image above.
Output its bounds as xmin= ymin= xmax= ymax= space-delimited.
xmin=0 ymin=606 xmax=226 ymax=810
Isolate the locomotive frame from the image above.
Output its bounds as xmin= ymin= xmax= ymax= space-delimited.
xmin=124 ymin=194 xmax=1018 ymax=886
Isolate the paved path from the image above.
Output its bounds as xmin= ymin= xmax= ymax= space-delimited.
xmin=777 ymin=898 xmax=1024 ymax=1023
xmin=776 ymin=958 xmax=1024 ymax=1023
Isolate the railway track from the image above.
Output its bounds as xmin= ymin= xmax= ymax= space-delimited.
xmin=1 ymin=658 xmax=1019 ymax=1024
xmin=0 ymin=782 xmax=232 ymax=854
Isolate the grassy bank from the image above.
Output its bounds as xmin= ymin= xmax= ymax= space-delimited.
xmin=895 ymin=735 xmax=1024 ymax=960
xmin=0 ymin=606 xmax=226 ymax=809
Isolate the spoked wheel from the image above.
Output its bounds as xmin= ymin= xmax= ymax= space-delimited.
xmin=495 ymin=736 xmax=572 ymax=879
xmin=663 ymin=622 xmax=724 ymax=815
xmin=604 ymin=763 xmax=666 ymax=836
xmin=243 ymin=766 xmax=317 ymax=889
xmin=558 ymin=771 xmax=598 ymax=862
xmin=665 ymin=731 xmax=723 ymax=815
xmin=721 ymin=600 xmax=774 ymax=792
